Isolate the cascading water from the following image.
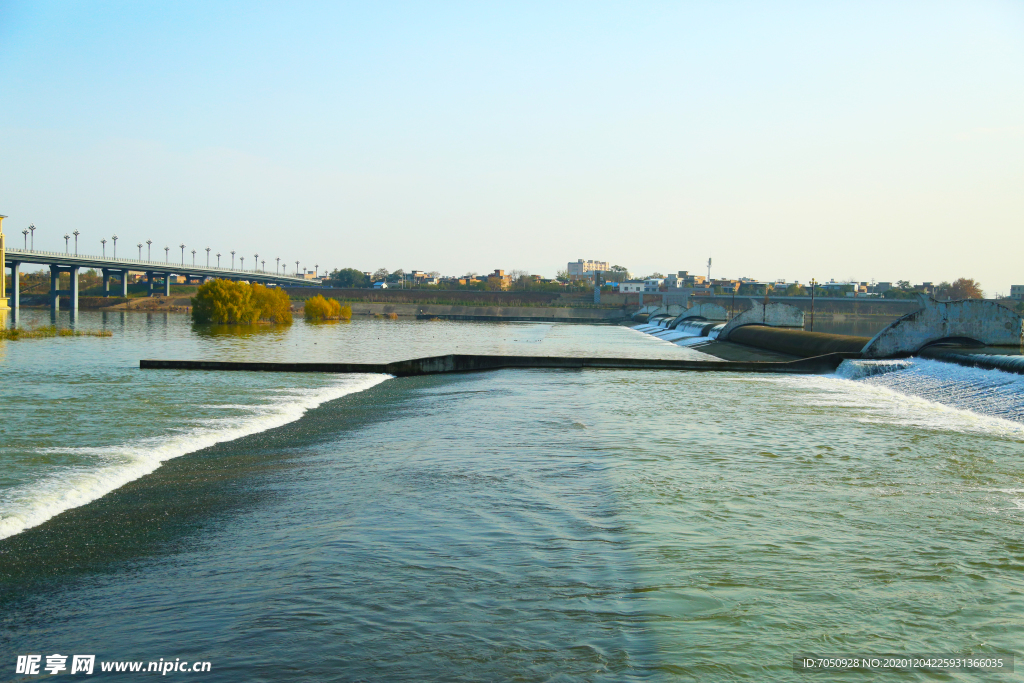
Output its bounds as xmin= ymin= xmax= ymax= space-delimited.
xmin=631 ymin=320 xmax=725 ymax=346
xmin=834 ymin=358 xmax=1024 ymax=424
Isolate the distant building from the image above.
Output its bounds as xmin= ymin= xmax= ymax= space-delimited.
xmin=373 ymin=281 xmax=388 ymax=289
xmin=567 ymin=259 xmax=609 ymax=278
xmin=1011 ymin=285 xmax=1024 ymax=300
xmin=486 ymin=269 xmax=510 ymax=289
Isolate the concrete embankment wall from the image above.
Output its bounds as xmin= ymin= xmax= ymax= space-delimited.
xmin=344 ymin=302 xmax=627 ymax=322
xmin=728 ymin=326 xmax=870 ymax=358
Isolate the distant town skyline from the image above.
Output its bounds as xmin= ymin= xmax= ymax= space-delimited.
xmin=1 ymin=1 xmax=1021 ymax=295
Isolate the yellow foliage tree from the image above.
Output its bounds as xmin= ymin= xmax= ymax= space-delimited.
xmin=304 ymin=295 xmax=351 ymax=321
xmin=192 ymin=279 xmax=293 ymax=324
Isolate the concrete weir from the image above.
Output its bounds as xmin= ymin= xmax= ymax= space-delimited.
xmin=718 ymin=301 xmax=804 ymax=341
xmin=862 ymin=299 xmax=1024 ymax=358
xmin=140 ymin=353 xmax=859 ymax=376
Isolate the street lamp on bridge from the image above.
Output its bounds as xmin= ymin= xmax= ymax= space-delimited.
xmin=231 ymin=251 xmax=235 ymax=269
xmin=254 ymin=254 xmax=258 ymax=273
xmin=261 ymin=259 xmax=265 ymax=272
xmin=295 ymin=261 xmax=299 ymax=277
xmin=137 ymin=243 xmax=143 ymax=259
xmin=205 ymin=247 xmax=210 ymax=267
xmin=146 ymin=240 xmax=152 ymax=260
xmin=314 ymin=264 xmax=318 ymax=278
xmin=216 ymin=252 xmax=221 ymax=267
xmin=112 ymin=234 xmax=118 ymax=259
xmin=240 ymin=256 xmax=245 ymax=271
xmin=22 ymin=229 xmax=28 ymax=249
xmin=180 ymin=243 xmax=185 ymax=265
xmin=29 ymin=224 xmax=35 ymax=250
xmin=164 ymin=246 xmax=169 ymax=263
xmin=100 ymin=238 xmax=106 ymax=257
xmin=191 ymin=249 xmax=196 ymax=266
xmin=64 ymin=234 xmax=70 ymax=253
xmin=276 ymin=257 xmax=280 ymax=274
xmin=73 ymin=230 xmax=80 ymax=255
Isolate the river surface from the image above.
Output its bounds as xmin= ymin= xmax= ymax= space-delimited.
xmin=1 ymin=311 xmax=1022 ymax=681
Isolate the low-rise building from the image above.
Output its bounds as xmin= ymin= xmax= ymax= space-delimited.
xmin=1011 ymin=285 xmax=1024 ymax=300
xmin=373 ymin=281 xmax=388 ymax=289
xmin=619 ymin=280 xmax=646 ymax=293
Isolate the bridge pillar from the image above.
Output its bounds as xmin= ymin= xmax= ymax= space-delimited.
xmin=50 ymin=265 xmax=60 ymax=312
xmin=102 ymin=268 xmax=111 ymax=297
xmin=9 ymin=261 xmax=19 ymax=310
xmin=69 ymin=266 xmax=79 ymax=314
xmin=120 ymin=270 xmax=129 ymax=297
xmin=0 ymin=214 xmax=7 ymax=317
xmin=164 ymin=274 xmax=171 ymax=297
xmin=147 ymin=272 xmax=154 ymax=297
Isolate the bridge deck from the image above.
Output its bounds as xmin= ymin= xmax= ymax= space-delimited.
xmin=5 ymin=248 xmax=318 ymax=287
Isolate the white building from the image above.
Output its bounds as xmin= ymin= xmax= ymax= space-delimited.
xmin=567 ymin=259 xmax=610 ymax=277
xmin=1011 ymin=285 xmax=1024 ymax=300
xmin=373 ymin=281 xmax=388 ymax=289
xmin=619 ymin=280 xmax=646 ymax=293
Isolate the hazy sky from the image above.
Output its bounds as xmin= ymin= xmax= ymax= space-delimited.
xmin=1 ymin=1 xmax=1022 ymax=293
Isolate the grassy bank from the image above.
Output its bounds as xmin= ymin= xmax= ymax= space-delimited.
xmin=0 ymin=325 xmax=114 ymax=340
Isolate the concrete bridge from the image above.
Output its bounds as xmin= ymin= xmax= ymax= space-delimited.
xmin=3 ymin=245 xmax=318 ymax=318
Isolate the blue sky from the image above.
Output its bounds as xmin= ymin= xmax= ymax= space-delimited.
xmin=1 ymin=1 xmax=1022 ymax=292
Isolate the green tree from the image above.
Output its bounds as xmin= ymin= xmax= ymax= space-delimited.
xmin=327 ymin=268 xmax=368 ymax=288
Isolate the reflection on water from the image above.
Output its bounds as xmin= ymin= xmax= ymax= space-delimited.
xmin=190 ymin=322 xmax=295 ymax=338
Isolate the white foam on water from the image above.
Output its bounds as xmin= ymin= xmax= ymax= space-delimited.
xmin=0 ymin=374 xmax=391 ymax=540
xmin=768 ymin=359 xmax=1024 ymax=439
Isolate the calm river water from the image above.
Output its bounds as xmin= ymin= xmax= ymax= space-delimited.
xmin=1 ymin=311 xmax=1022 ymax=681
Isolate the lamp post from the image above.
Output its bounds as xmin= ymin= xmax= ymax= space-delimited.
xmin=254 ymin=254 xmax=258 ymax=273
xmin=261 ymin=259 xmax=265 ymax=272
xmin=73 ymin=230 xmax=80 ymax=255
xmin=231 ymin=251 xmax=235 ymax=269
xmin=809 ymin=278 xmax=817 ymax=332
xmin=295 ymin=261 xmax=299 ymax=277
xmin=164 ymin=246 xmax=169 ymax=263
xmin=22 ymin=229 xmax=28 ymax=249
xmin=137 ymin=242 xmax=143 ymax=259
xmin=205 ymin=247 xmax=210 ymax=267
xmin=276 ymin=257 xmax=280 ymax=274
xmin=240 ymin=256 xmax=245 ymax=271
xmin=112 ymin=234 xmax=118 ymax=259
xmin=64 ymin=234 xmax=70 ymax=253
xmin=314 ymin=264 xmax=318 ymax=278
xmin=216 ymin=252 xmax=221 ymax=267
xmin=191 ymin=249 xmax=196 ymax=266
xmin=29 ymin=224 xmax=35 ymax=250
xmin=146 ymin=240 xmax=152 ymax=260
xmin=100 ymin=238 xmax=106 ymax=256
